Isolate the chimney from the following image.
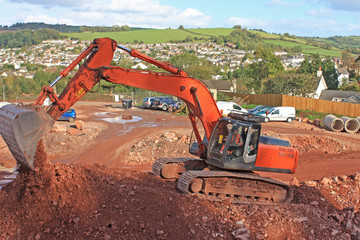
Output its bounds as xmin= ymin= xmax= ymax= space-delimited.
xmin=317 ymin=66 xmax=322 ymax=77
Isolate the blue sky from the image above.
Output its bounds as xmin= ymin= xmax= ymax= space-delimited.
xmin=0 ymin=0 xmax=359 ymax=37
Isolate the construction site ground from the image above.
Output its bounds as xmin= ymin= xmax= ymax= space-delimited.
xmin=0 ymin=102 xmax=359 ymax=240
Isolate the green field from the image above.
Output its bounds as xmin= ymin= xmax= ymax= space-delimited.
xmin=265 ymin=39 xmax=342 ymax=57
xmin=64 ymin=28 xmax=233 ymax=44
xmin=64 ymin=28 xmax=347 ymax=57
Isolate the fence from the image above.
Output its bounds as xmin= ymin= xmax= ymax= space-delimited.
xmin=225 ymin=93 xmax=360 ymax=117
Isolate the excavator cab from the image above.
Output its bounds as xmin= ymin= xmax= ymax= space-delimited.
xmin=206 ymin=118 xmax=261 ymax=170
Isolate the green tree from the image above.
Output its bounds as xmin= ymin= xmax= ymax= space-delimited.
xmin=230 ymin=47 xmax=284 ymax=93
xmin=244 ymin=47 xmax=284 ymax=92
xmin=298 ymin=54 xmax=338 ymax=89
xmin=263 ymin=73 xmax=317 ymax=97
xmin=33 ymin=70 xmax=52 ymax=86
xmin=1 ymin=64 xmax=14 ymax=71
xmin=321 ymin=58 xmax=338 ymax=90
xmin=340 ymin=82 xmax=360 ymax=91
xmin=169 ymin=51 xmax=218 ymax=79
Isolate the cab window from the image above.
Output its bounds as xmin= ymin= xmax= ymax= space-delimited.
xmin=233 ymin=104 xmax=242 ymax=110
xmin=226 ymin=125 xmax=248 ymax=158
xmin=247 ymin=128 xmax=260 ymax=156
xmin=209 ymin=121 xmax=232 ymax=156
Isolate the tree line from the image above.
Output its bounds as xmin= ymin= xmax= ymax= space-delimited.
xmin=0 ymin=22 xmax=81 ymax=32
xmin=79 ymin=25 xmax=130 ymax=32
xmin=0 ymin=28 xmax=66 ymax=49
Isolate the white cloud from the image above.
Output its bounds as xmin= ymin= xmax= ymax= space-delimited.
xmin=4 ymin=0 xmax=212 ymax=28
xmin=64 ymin=0 xmax=212 ymax=28
xmin=267 ymin=0 xmax=303 ymax=8
xmin=22 ymin=14 xmax=74 ymax=25
xmin=315 ymin=0 xmax=360 ymax=12
xmin=10 ymin=0 xmax=86 ymax=8
xmin=306 ymin=8 xmax=338 ymax=17
xmin=226 ymin=16 xmax=360 ymax=37
xmin=226 ymin=17 xmax=268 ymax=29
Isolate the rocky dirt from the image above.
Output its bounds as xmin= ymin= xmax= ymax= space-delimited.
xmin=0 ymin=102 xmax=360 ymax=239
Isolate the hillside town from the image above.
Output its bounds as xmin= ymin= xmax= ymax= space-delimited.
xmin=0 ymin=38 xmax=357 ymax=102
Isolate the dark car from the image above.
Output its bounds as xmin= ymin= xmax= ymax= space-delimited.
xmin=248 ymin=105 xmax=271 ymax=115
xmin=142 ymin=97 xmax=156 ymax=109
xmin=58 ymin=109 xmax=76 ymax=122
xmin=152 ymin=97 xmax=181 ymax=111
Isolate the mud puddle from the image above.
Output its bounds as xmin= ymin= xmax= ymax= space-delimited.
xmin=101 ymin=115 xmax=143 ymax=124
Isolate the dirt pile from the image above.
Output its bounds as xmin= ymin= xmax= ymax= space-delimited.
xmin=127 ymin=130 xmax=193 ymax=165
xmin=213 ymin=173 xmax=360 ymax=240
xmin=1 ymin=144 xmax=360 ymax=239
xmin=43 ymin=121 xmax=107 ymax=156
xmin=1 ymin=105 xmax=360 ymax=239
xmin=289 ymin=135 xmax=351 ymax=154
xmin=0 ymin=141 xmax=232 ymax=239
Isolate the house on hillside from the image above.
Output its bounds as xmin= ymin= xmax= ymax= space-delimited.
xmin=311 ymin=67 xmax=328 ymax=99
xmin=131 ymin=62 xmax=148 ymax=70
xmin=319 ymin=90 xmax=360 ymax=104
xmin=282 ymin=54 xmax=305 ymax=68
xmin=336 ymin=68 xmax=350 ymax=86
xmin=201 ymin=80 xmax=232 ymax=100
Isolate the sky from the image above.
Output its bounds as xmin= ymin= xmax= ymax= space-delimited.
xmin=0 ymin=0 xmax=359 ymax=37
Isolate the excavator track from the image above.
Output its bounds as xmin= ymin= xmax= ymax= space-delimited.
xmin=152 ymin=157 xmax=206 ymax=179
xmin=178 ymin=170 xmax=293 ymax=204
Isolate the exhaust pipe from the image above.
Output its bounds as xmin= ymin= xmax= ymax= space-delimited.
xmin=0 ymin=104 xmax=55 ymax=170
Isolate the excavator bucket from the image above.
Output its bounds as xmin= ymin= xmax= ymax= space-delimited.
xmin=0 ymin=104 xmax=55 ymax=170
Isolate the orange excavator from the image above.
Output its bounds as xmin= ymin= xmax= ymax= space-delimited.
xmin=0 ymin=38 xmax=298 ymax=203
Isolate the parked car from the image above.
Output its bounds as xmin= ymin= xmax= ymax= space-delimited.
xmin=58 ymin=109 xmax=76 ymax=122
xmin=216 ymin=101 xmax=248 ymax=116
xmin=256 ymin=106 xmax=296 ymax=123
xmin=152 ymin=97 xmax=181 ymax=111
xmin=248 ymin=105 xmax=271 ymax=114
xmin=142 ymin=97 xmax=156 ymax=109
xmin=251 ymin=106 xmax=273 ymax=116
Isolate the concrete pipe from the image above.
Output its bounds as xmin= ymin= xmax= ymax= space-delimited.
xmin=340 ymin=116 xmax=360 ymax=134
xmin=323 ymin=114 xmax=344 ymax=132
xmin=356 ymin=116 xmax=360 ymax=132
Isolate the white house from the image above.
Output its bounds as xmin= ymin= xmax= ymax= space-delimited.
xmin=131 ymin=62 xmax=148 ymax=70
xmin=336 ymin=68 xmax=350 ymax=86
xmin=312 ymin=68 xmax=328 ymax=99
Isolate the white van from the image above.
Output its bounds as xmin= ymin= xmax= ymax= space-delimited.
xmin=257 ymin=106 xmax=296 ymax=123
xmin=216 ymin=101 xmax=248 ymax=116
xmin=0 ymin=102 xmax=10 ymax=108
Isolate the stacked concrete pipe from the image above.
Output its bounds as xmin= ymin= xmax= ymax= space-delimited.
xmin=323 ymin=114 xmax=344 ymax=132
xmin=356 ymin=116 xmax=360 ymax=132
xmin=340 ymin=116 xmax=360 ymax=134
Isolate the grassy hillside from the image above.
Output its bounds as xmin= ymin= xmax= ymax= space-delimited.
xmin=63 ymin=27 xmax=356 ymax=57
xmin=265 ymin=39 xmax=342 ymax=57
xmin=64 ymin=28 xmax=233 ymax=43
